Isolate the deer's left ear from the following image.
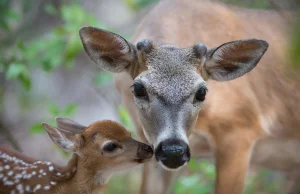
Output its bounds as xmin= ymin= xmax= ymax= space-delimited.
xmin=42 ymin=123 xmax=84 ymax=153
xmin=203 ymin=39 xmax=268 ymax=81
xmin=79 ymin=26 xmax=137 ymax=73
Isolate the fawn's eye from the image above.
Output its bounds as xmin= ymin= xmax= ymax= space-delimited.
xmin=195 ymin=86 xmax=207 ymax=102
xmin=133 ymin=83 xmax=148 ymax=98
xmin=103 ymin=143 xmax=118 ymax=152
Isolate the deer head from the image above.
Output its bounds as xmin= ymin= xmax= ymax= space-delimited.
xmin=44 ymin=118 xmax=153 ymax=174
xmin=79 ymin=27 xmax=268 ymax=170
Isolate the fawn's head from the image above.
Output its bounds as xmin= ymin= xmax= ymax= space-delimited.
xmin=43 ymin=118 xmax=153 ymax=175
xmin=79 ymin=27 xmax=268 ymax=170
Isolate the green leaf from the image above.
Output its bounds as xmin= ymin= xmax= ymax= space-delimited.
xmin=64 ymin=36 xmax=82 ymax=63
xmin=0 ymin=19 xmax=9 ymax=31
xmin=64 ymin=104 xmax=77 ymax=116
xmin=6 ymin=10 xmax=20 ymax=21
xmin=6 ymin=63 xmax=28 ymax=80
xmin=19 ymin=74 xmax=31 ymax=90
xmin=118 ymin=106 xmax=134 ymax=130
xmin=48 ymin=104 xmax=61 ymax=116
xmin=29 ymin=123 xmax=45 ymax=134
xmin=92 ymin=72 xmax=113 ymax=87
xmin=6 ymin=63 xmax=31 ymax=90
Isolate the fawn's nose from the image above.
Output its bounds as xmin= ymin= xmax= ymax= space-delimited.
xmin=155 ymin=139 xmax=190 ymax=169
xmin=137 ymin=143 xmax=153 ymax=159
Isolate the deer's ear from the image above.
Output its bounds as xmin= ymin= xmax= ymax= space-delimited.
xmin=56 ymin=118 xmax=86 ymax=134
xmin=203 ymin=39 xmax=268 ymax=81
xmin=79 ymin=26 xmax=137 ymax=73
xmin=42 ymin=123 xmax=83 ymax=152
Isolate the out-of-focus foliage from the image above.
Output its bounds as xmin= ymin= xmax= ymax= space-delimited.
xmin=0 ymin=0 xmax=20 ymax=32
xmin=173 ymin=160 xmax=215 ymax=194
xmin=124 ymin=0 xmax=158 ymax=11
xmin=289 ymin=13 xmax=300 ymax=69
xmin=29 ymin=103 xmax=77 ymax=134
xmin=1 ymin=3 xmax=106 ymax=90
xmin=118 ymin=106 xmax=135 ymax=132
xmin=220 ymin=0 xmax=271 ymax=9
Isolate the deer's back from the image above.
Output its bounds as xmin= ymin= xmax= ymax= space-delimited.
xmin=131 ymin=0 xmax=300 ymax=138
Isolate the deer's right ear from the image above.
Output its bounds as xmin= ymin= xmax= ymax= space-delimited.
xmin=42 ymin=123 xmax=78 ymax=152
xmin=79 ymin=26 xmax=137 ymax=73
xmin=56 ymin=118 xmax=86 ymax=134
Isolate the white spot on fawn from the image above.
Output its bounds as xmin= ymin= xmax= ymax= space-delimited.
xmin=4 ymin=165 xmax=10 ymax=170
xmin=4 ymin=180 xmax=14 ymax=186
xmin=25 ymin=185 xmax=31 ymax=192
xmin=50 ymin=181 xmax=57 ymax=185
xmin=16 ymin=184 xmax=23 ymax=192
xmin=44 ymin=185 xmax=50 ymax=190
xmin=7 ymin=170 xmax=14 ymax=176
xmin=49 ymin=166 xmax=54 ymax=171
xmin=33 ymin=184 xmax=41 ymax=192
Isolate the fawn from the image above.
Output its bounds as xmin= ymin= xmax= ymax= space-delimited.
xmin=0 ymin=118 xmax=153 ymax=194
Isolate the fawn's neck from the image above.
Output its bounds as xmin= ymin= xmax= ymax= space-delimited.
xmin=55 ymin=154 xmax=111 ymax=194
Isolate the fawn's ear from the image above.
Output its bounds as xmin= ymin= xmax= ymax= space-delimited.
xmin=42 ymin=123 xmax=83 ymax=152
xmin=79 ymin=26 xmax=137 ymax=73
xmin=56 ymin=118 xmax=86 ymax=134
xmin=203 ymin=39 xmax=268 ymax=81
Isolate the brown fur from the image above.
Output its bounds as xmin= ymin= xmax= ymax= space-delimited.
xmin=79 ymin=0 xmax=297 ymax=194
xmin=116 ymin=1 xmax=295 ymax=194
xmin=0 ymin=120 xmax=153 ymax=194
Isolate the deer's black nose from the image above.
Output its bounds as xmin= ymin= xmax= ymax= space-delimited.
xmin=155 ymin=139 xmax=190 ymax=169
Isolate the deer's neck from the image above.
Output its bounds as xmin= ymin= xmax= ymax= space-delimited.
xmin=56 ymin=155 xmax=110 ymax=194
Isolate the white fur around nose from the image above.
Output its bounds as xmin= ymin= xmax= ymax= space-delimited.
xmin=155 ymin=110 xmax=189 ymax=147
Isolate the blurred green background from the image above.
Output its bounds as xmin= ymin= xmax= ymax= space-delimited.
xmin=0 ymin=0 xmax=299 ymax=193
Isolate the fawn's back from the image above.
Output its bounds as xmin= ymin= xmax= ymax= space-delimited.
xmin=0 ymin=146 xmax=76 ymax=194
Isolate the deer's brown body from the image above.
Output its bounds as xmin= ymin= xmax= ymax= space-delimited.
xmin=79 ymin=0 xmax=297 ymax=194
xmin=115 ymin=0 xmax=298 ymax=193
xmin=0 ymin=119 xmax=153 ymax=194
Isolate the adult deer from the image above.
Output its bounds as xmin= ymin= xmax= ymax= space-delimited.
xmin=0 ymin=118 xmax=153 ymax=194
xmin=79 ymin=0 xmax=296 ymax=194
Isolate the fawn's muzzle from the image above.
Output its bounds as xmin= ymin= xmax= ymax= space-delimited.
xmin=155 ymin=139 xmax=190 ymax=169
xmin=136 ymin=143 xmax=154 ymax=163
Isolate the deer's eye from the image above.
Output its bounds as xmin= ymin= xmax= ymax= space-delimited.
xmin=195 ymin=87 xmax=207 ymax=102
xmin=103 ymin=143 xmax=118 ymax=152
xmin=133 ymin=83 xmax=148 ymax=98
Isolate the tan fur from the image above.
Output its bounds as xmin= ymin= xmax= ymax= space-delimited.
xmin=113 ymin=1 xmax=296 ymax=194
xmin=0 ymin=120 xmax=153 ymax=194
xmin=77 ymin=0 xmax=297 ymax=193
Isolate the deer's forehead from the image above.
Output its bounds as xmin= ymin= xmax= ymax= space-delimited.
xmin=145 ymin=46 xmax=195 ymax=69
xmin=142 ymin=68 xmax=202 ymax=103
